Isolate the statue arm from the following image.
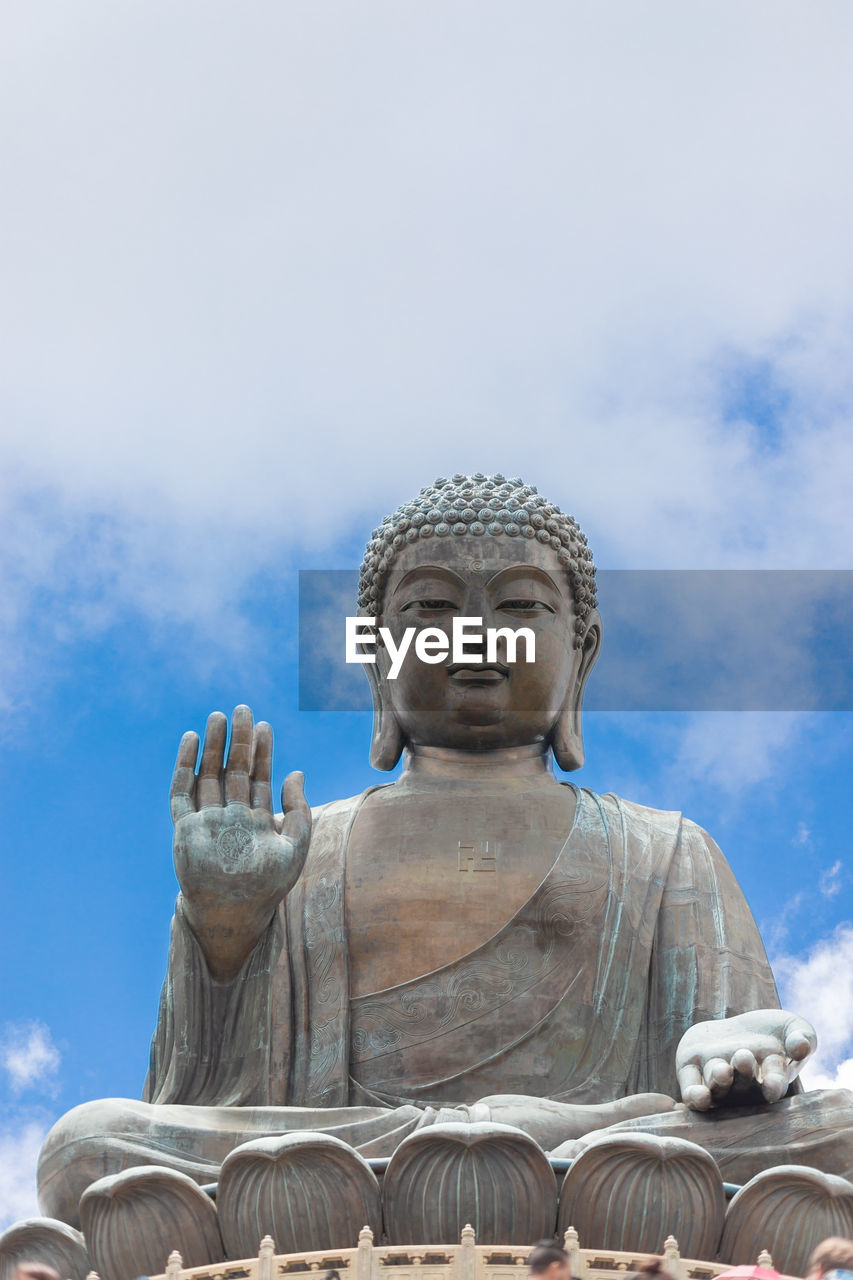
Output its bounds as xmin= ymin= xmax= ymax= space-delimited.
xmin=644 ymin=818 xmax=781 ymax=1097
xmin=142 ymin=706 xmax=312 ymax=1105
xmin=664 ymin=819 xmax=780 ymax=1017
xmin=144 ymin=894 xmax=286 ymax=1106
xmin=650 ymin=819 xmax=814 ymax=1108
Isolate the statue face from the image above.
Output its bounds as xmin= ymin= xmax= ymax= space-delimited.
xmin=377 ymin=534 xmax=588 ymax=752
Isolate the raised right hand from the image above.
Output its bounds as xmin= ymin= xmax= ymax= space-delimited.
xmin=169 ymin=705 xmax=311 ymax=980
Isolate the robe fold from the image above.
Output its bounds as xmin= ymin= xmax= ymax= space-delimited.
xmin=144 ymin=786 xmax=782 ymax=1113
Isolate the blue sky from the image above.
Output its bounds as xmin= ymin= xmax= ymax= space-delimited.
xmin=2 ymin=0 xmax=853 ymax=1226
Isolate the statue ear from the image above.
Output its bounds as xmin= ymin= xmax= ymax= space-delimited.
xmin=363 ymin=631 xmax=406 ymax=771
xmin=551 ymin=611 xmax=602 ymax=773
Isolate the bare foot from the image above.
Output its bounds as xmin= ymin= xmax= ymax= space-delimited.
xmin=477 ymin=1091 xmax=676 ymax=1150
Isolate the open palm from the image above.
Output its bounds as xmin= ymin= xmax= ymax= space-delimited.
xmin=169 ymin=705 xmax=311 ymax=979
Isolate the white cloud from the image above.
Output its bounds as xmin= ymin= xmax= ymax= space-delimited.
xmin=806 ymin=1057 xmax=853 ymax=1092
xmin=819 ymin=859 xmax=844 ymax=899
xmin=0 ymin=1025 xmax=61 ymax=1227
xmin=762 ymin=890 xmax=808 ymax=961
xmin=2 ymin=3 xmax=853 ymax=706
xmin=0 ymin=1023 xmax=61 ymax=1095
xmin=666 ymin=712 xmax=810 ymax=797
xmin=0 ymin=1116 xmax=51 ymax=1229
xmin=774 ymin=925 xmax=853 ymax=1089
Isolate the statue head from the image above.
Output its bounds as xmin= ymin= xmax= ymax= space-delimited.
xmin=357 ymin=474 xmax=601 ymax=771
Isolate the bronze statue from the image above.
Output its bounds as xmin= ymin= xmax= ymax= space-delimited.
xmin=36 ymin=474 xmax=853 ymax=1234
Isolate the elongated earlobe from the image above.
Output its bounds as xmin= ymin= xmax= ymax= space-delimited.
xmin=551 ymin=613 xmax=602 ymax=773
xmin=364 ymin=647 xmax=406 ymax=770
xmin=551 ymin=703 xmax=585 ymax=771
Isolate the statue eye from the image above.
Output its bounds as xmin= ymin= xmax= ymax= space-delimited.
xmin=402 ymin=598 xmax=457 ymax=611
xmin=496 ymin=599 xmax=554 ymax=612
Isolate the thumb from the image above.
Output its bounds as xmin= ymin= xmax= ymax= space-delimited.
xmin=784 ymin=1015 xmax=817 ymax=1062
xmin=281 ymin=771 xmax=311 ymax=844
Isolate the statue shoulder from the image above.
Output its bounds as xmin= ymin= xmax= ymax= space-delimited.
xmin=586 ymin=790 xmax=744 ymax=900
xmin=273 ymin=787 xmax=380 ymax=829
xmin=308 ymin=786 xmax=395 ymax=843
xmin=308 ymin=793 xmax=364 ymax=824
xmin=272 ymin=789 xmax=382 ymax=883
xmin=584 ymin=789 xmax=728 ymax=857
xmin=584 ymin=787 xmax=684 ymax=840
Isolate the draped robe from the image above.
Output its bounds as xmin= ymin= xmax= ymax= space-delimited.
xmin=144 ymin=785 xmax=782 ymax=1114
xmin=41 ymin=785 xmax=853 ymax=1229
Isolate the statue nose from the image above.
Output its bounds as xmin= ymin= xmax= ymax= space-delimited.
xmin=461 ymin=630 xmax=487 ymax=659
xmin=458 ymin=597 xmax=490 ymax=652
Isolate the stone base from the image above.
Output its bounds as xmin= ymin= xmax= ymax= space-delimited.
xmin=0 ymin=1218 xmax=90 ymax=1280
xmin=383 ymin=1122 xmax=557 ymax=1245
xmin=218 ymin=1131 xmax=382 ymax=1258
xmin=557 ymin=1132 xmax=725 ymax=1258
xmin=144 ymin=1225 xmax=799 ymax=1280
xmin=79 ymin=1166 xmax=224 ymax=1280
xmin=5 ymin=1129 xmax=851 ymax=1277
xmin=721 ymin=1164 xmax=853 ymax=1277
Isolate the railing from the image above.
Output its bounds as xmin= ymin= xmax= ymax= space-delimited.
xmin=112 ymin=1225 xmax=793 ymax=1280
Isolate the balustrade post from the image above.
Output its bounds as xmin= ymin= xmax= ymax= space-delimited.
xmin=663 ymin=1235 xmax=686 ymax=1280
xmin=357 ymin=1223 xmax=374 ymax=1280
xmin=258 ymin=1234 xmax=276 ymax=1280
xmin=166 ymin=1250 xmax=183 ymax=1280
xmin=563 ymin=1227 xmax=582 ymax=1280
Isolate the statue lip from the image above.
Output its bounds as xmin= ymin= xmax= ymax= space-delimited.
xmin=446 ymin=662 xmax=509 ymax=682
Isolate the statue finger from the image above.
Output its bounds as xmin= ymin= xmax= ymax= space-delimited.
xmin=224 ymin=705 xmax=253 ymax=806
xmin=731 ymin=1048 xmax=759 ymax=1079
xmin=784 ymin=1019 xmax=817 ymax=1062
xmin=702 ymin=1056 xmax=734 ymax=1092
xmin=198 ymin=711 xmax=227 ymax=808
xmin=250 ymin=721 xmax=273 ymax=811
xmin=758 ymin=1051 xmax=788 ymax=1103
xmin=281 ymin=771 xmax=311 ymax=847
xmin=169 ymin=731 xmax=199 ymax=821
xmin=677 ymin=1063 xmax=712 ymax=1111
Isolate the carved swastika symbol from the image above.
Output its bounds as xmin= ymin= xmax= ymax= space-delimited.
xmin=458 ymin=840 xmax=496 ymax=872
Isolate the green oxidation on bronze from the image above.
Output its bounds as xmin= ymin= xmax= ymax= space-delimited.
xmin=33 ymin=475 xmax=853 ymax=1247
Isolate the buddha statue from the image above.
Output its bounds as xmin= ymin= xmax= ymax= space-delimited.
xmin=33 ymin=474 xmax=853 ymax=1252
